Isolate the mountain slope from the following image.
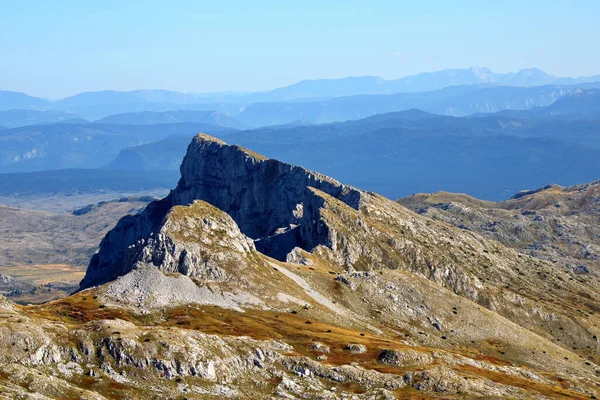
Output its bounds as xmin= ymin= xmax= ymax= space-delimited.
xmin=398 ymin=180 xmax=600 ymax=274
xmin=105 ymin=134 xmax=194 ymax=171
xmin=543 ymin=88 xmax=600 ymax=119
xmin=483 ymin=88 xmax=600 ymax=120
xmin=0 ymin=90 xmax=49 ymax=111
xmin=2 ymin=133 xmax=599 ymax=398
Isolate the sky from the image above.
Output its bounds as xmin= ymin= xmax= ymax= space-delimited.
xmin=1 ymin=0 xmax=599 ymax=99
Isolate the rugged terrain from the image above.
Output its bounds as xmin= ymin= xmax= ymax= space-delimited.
xmin=1 ymin=134 xmax=599 ymax=399
xmin=0 ymin=198 xmax=153 ymax=304
xmin=105 ymin=94 xmax=600 ymax=201
xmin=398 ymin=181 xmax=600 ymax=274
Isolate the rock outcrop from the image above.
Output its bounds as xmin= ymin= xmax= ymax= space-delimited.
xmin=81 ymin=134 xmax=365 ymax=289
xmin=398 ymin=179 xmax=600 ymax=274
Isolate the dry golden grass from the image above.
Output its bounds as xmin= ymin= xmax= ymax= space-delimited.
xmin=456 ymin=365 xmax=590 ymax=400
xmin=0 ymin=263 xmax=85 ymax=284
xmin=25 ymin=293 xmax=593 ymax=400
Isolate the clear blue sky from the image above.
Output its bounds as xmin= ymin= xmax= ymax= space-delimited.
xmin=1 ymin=0 xmax=599 ymax=98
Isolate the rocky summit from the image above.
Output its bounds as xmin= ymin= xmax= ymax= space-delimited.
xmin=1 ymin=134 xmax=600 ymax=399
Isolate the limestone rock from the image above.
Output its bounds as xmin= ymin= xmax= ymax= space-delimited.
xmin=81 ymin=134 xmax=365 ymax=290
xmin=345 ymin=343 xmax=367 ymax=354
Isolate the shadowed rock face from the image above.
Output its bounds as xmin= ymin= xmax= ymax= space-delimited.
xmin=81 ymin=134 xmax=365 ymax=289
xmin=173 ymin=134 xmax=364 ymax=239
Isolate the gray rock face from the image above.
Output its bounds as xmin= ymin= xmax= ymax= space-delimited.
xmin=81 ymin=134 xmax=365 ymax=289
xmin=0 ymin=273 xmax=36 ymax=295
xmin=130 ymin=201 xmax=255 ymax=282
xmin=173 ymin=134 xmax=364 ymax=239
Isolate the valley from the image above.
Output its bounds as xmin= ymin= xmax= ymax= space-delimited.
xmin=0 ymin=197 xmax=154 ymax=304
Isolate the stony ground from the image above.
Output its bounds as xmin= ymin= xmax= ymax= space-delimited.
xmin=398 ymin=181 xmax=600 ymax=275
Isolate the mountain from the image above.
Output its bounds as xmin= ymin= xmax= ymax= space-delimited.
xmin=0 ymin=122 xmax=236 ymax=172
xmin=234 ymin=83 xmax=585 ymax=126
xmin=41 ymin=80 xmax=600 ymax=124
xmin=54 ymin=89 xmax=212 ymax=108
xmin=53 ymin=100 xmax=245 ymax=121
xmin=2 ymin=134 xmax=599 ymax=398
xmin=95 ymin=109 xmax=246 ymax=129
xmin=46 ymin=90 xmax=244 ymax=120
xmin=398 ymin=179 xmax=600 ymax=274
xmin=542 ymin=88 xmax=600 ymax=119
xmin=480 ymin=88 xmax=600 ymax=120
xmin=106 ymin=134 xmax=194 ymax=171
xmin=0 ymin=90 xmax=48 ymax=111
xmin=4 ymin=67 xmax=600 ymax=120
xmin=263 ymin=75 xmax=393 ymax=100
xmin=218 ymin=67 xmax=600 ymax=101
xmin=107 ymin=109 xmax=600 ymax=200
xmin=0 ymin=109 xmax=87 ymax=128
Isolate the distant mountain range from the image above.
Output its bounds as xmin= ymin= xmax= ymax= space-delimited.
xmin=0 ymin=109 xmax=87 ymax=129
xmin=3 ymin=87 xmax=599 ymax=181
xmin=265 ymin=67 xmax=600 ymax=100
xmin=0 ymin=123 xmax=235 ymax=172
xmin=0 ymin=90 xmax=49 ymax=110
xmin=4 ymin=81 xmax=598 ymax=129
xmin=1 ymin=75 xmax=599 ymax=201
xmin=233 ymin=83 xmax=600 ymax=126
xmin=104 ymin=89 xmax=600 ymax=200
xmin=95 ymin=110 xmax=246 ymax=129
xmin=2 ymin=67 xmax=599 ymax=120
xmin=479 ymin=88 xmax=600 ymax=120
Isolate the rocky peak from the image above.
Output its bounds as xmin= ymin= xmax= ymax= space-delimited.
xmin=81 ymin=133 xmax=365 ymax=289
xmin=173 ymin=133 xmax=364 ymax=239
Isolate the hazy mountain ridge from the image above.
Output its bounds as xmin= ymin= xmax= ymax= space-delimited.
xmin=105 ymin=91 xmax=600 ymax=200
xmin=2 ymin=67 xmax=599 ymax=120
xmin=475 ymin=88 xmax=600 ymax=120
xmin=0 ymin=122 xmax=236 ymax=173
xmin=0 ymin=109 xmax=88 ymax=128
xmin=95 ymin=109 xmax=246 ymax=129
xmin=3 ymin=87 xmax=598 ymax=198
xmin=234 ymin=83 xmax=600 ymax=126
xmin=106 ymin=134 xmax=194 ymax=171
xmin=273 ymin=67 xmax=592 ymax=98
xmin=0 ymin=90 xmax=49 ymax=110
